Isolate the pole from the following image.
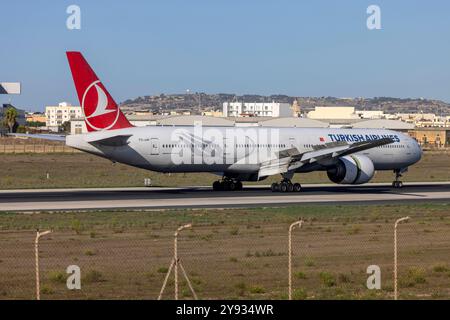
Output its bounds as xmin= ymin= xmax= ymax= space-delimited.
xmin=174 ymin=229 xmax=178 ymax=300
xmin=157 ymin=259 xmax=175 ymax=300
xmin=35 ymin=232 xmax=39 ymax=300
xmin=179 ymin=262 xmax=198 ymax=300
xmin=394 ymin=216 xmax=410 ymax=300
xmin=158 ymin=224 xmax=196 ymax=300
xmin=35 ymin=230 xmax=52 ymax=300
xmin=288 ymin=220 xmax=303 ymax=300
xmin=174 ymin=224 xmax=192 ymax=300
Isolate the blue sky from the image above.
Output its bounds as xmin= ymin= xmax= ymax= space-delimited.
xmin=1 ymin=0 xmax=450 ymax=111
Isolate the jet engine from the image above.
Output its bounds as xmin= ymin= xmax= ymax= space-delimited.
xmin=327 ymin=155 xmax=375 ymax=185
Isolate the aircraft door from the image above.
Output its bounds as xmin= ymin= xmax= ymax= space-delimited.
xmin=151 ymin=138 xmax=159 ymax=155
xmin=223 ymin=137 xmax=234 ymax=164
xmin=289 ymin=137 xmax=297 ymax=148
xmin=223 ymin=137 xmax=232 ymax=155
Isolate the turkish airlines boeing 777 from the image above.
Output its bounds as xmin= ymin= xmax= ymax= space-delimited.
xmin=20 ymin=52 xmax=424 ymax=192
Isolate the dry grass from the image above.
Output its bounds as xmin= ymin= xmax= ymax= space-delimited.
xmin=0 ymin=203 xmax=448 ymax=300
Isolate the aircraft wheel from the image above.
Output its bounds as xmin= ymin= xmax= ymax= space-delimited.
xmin=392 ymin=181 xmax=404 ymax=188
xmin=228 ymin=181 xmax=236 ymax=191
xmin=271 ymin=183 xmax=279 ymax=192
xmin=287 ymin=183 xmax=294 ymax=192
xmin=293 ymin=183 xmax=302 ymax=192
xmin=280 ymin=183 xmax=288 ymax=193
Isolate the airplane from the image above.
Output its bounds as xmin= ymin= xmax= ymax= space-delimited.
xmin=14 ymin=52 xmax=423 ymax=192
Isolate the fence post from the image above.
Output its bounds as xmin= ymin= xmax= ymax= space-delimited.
xmin=288 ymin=220 xmax=303 ymax=300
xmin=174 ymin=224 xmax=192 ymax=300
xmin=158 ymin=224 xmax=195 ymax=300
xmin=394 ymin=216 xmax=410 ymax=300
xmin=35 ymin=230 xmax=52 ymax=300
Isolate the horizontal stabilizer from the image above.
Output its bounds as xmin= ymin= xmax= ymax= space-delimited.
xmin=85 ymin=134 xmax=132 ymax=147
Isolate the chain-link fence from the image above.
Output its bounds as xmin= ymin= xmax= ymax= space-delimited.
xmin=0 ymin=207 xmax=449 ymax=300
xmin=0 ymin=137 xmax=77 ymax=153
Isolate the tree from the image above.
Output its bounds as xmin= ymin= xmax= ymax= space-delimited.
xmin=27 ymin=121 xmax=46 ymax=127
xmin=2 ymin=107 xmax=19 ymax=133
xmin=16 ymin=125 xmax=27 ymax=133
xmin=60 ymin=121 xmax=71 ymax=133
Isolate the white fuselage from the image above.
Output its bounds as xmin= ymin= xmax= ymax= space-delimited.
xmin=66 ymin=126 xmax=422 ymax=180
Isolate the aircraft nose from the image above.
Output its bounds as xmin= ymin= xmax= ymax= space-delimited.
xmin=416 ymin=140 xmax=423 ymax=161
xmin=412 ymin=139 xmax=422 ymax=162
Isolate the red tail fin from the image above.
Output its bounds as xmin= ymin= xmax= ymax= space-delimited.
xmin=66 ymin=51 xmax=133 ymax=132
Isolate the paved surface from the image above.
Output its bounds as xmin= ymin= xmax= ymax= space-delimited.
xmin=0 ymin=182 xmax=449 ymax=211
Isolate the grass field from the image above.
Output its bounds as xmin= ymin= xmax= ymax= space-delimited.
xmin=0 ymin=152 xmax=449 ymax=189
xmin=0 ymin=203 xmax=449 ymax=300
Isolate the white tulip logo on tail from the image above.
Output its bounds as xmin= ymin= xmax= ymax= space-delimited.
xmin=82 ymin=80 xmax=120 ymax=131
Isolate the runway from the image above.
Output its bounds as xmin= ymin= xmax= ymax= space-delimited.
xmin=0 ymin=182 xmax=449 ymax=211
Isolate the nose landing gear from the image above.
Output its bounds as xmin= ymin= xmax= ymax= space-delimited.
xmin=212 ymin=178 xmax=243 ymax=191
xmin=392 ymin=168 xmax=406 ymax=188
xmin=392 ymin=180 xmax=403 ymax=188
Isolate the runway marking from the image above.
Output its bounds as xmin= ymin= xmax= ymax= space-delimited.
xmin=0 ymin=181 xmax=449 ymax=194
xmin=1 ymin=190 xmax=449 ymax=211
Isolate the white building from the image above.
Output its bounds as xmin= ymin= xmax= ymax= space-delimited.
xmin=309 ymin=107 xmax=388 ymax=121
xmin=388 ymin=113 xmax=450 ymax=127
xmin=223 ymin=102 xmax=292 ymax=118
xmin=46 ymin=102 xmax=83 ymax=132
xmin=355 ymin=110 xmax=385 ymax=119
xmin=307 ymin=106 xmax=360 ymax=120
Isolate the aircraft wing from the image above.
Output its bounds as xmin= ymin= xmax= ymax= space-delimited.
xmin=6 ymin=133 xmax=66 ymax=142
xmin=258 ymin=137 xmax=394 ymax=179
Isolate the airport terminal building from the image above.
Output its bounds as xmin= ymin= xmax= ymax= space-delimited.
xmin=222 ymin=102 xmax=292 ymax=118
xmin=70 ymin=114 xmax=414 ymax=134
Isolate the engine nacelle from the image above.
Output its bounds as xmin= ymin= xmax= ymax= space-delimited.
xmin=327 ymin=155 xmax=375 ymax=185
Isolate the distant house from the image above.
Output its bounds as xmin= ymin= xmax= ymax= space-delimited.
xmin=223 ymin=102 xmax=292 ymax=117
xmin=26 ymin=112 xmax=46 ymax=124
xmin=45 ymin=102 xmax=83 ymax=132
xmin=307 ymin=106 xmax=360 ymax=120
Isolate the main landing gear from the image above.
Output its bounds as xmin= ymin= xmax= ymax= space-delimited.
xmin=271 ymin=180 xmax=302 ymax=193
xmin=392 ymin=169 xmax=405 ymax=188
xmin=212 ymin=178 xmax=243 ymax=191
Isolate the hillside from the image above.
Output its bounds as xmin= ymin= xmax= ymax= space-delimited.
xmin=121 ymin=94 xmax=450 ymax=115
